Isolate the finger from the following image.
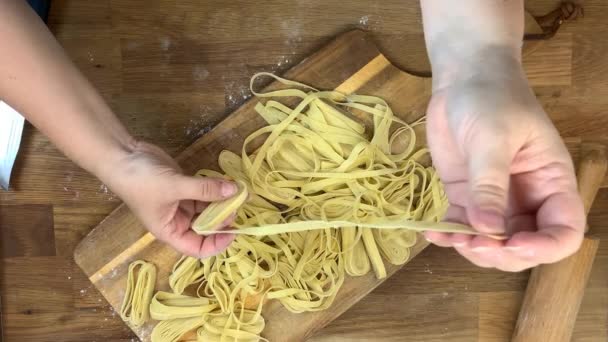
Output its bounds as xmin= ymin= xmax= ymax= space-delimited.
xmin=506 ymin=191 xmax=585 ymax=264
xmin=453 ymin=234 xmax=505 ymax=269
xmin=504 ymin=229 xmax=582 ymax=264
xmin=442 ymin=205 xmax=473 ymax=247
xmin=505 ymin=214 xmax=537 ymax=235
xmin=442 ymin=182 xmax=469 ymax=207
xmin=195 ymin=201 xmax=209 ymax=214
xmin=175 ymin=176 xmax=237 ymax=202
xmin=469 ymin=235 xmax=505 ymax=250
xmin=452 ymin=244 xmax=495 ymax=269
xmin=199 ymin=232 xmax=236 ymax=258
xmin=424 ymin=231 xmax=454 ymax=247
xmin=454 ymin=244 xmax=533 ymax=272
xmin=449 ymin=233 xmax=473 ymax=248
xmin=425 ymin=204 xmax=467 ymax=247
xmin=179 ymin=200 xmax=196 ymax=218
xmin=465 ymin=130 xmax=512 ymax=235
xmin=161 ymin=227 xmax=233 ymax=258
xmin=455 ymin=236 xmax=537 ymax=272
xmin=444 ymin=204 xmax=468 ymax=223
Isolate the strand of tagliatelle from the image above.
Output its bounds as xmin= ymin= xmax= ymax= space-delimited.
xmin=121 ymin=72 xmax=488 ymax=341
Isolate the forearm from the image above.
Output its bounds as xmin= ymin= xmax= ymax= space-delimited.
xmin=0 ymin=1 xmax=134 ymax=181
xmin=420 ymin=0 xmax=525 ymax=89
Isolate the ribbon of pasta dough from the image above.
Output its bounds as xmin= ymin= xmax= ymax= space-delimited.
xmin=196 ymin=218 xmax=481 ymax=236
xmin=119 ymin=260 xmax=156 ymax=327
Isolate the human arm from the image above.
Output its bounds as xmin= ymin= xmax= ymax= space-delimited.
xmin=420 ymin=0 xmax=585 ymax=271
xmin=0 ymin=0 xmax=236 ymax=257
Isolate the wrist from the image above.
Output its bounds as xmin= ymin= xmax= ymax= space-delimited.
xmin=429 ymin=43 xmax=525 ymax=92
xmin=93 ymin=134 xmax=139 ymax=187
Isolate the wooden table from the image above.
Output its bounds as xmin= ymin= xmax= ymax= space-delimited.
xmin=1 ymin=1 xmax=606 ymax=341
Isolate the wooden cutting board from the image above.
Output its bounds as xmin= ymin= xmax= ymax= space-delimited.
xmin=74 ymin=29 xmax=432 ymax=341
xmin=74 ymin=28 xmax=571 ymax=341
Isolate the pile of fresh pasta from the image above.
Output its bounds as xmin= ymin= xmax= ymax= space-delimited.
xmin=120 ymin=73 xmax=480 ymax=341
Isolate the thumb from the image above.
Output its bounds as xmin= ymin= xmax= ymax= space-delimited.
xmin=466 ymin=135 xmax=512 ymax=235
xmin=174 ymin=175 xmax=237 ymax=202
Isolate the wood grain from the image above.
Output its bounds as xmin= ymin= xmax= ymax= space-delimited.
xmin=512 ymin=238 xmax=600 ymax=342
xmin=0 ymin=205 xmax=55 ymax=258
xmin=1 ymin=0 xmax=608 ymax=341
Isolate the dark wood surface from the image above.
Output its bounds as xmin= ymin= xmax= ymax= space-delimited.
xmin=1 ymin=0 xmax=607 ymax=341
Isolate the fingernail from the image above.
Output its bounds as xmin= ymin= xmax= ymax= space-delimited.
xmin=472 ymin=246 xmax=491 ymax=253
xmin=424 ymin=236 xmax=434 ymax=243
xmin=504 ymin=246 xmax=522 ymax=252
xmin=476 ymin=209 xmax=505 ymax=234
xmin=221 ymin=182 xmax=237 ymax=197
xmin=453 ymin=242 xmax=467 ymax=247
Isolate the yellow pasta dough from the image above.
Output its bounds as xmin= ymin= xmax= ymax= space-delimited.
xmin=136 ymin=73 xmax=492 ymax=341
xmin=120 ymin=260 xmax=156 ymax=327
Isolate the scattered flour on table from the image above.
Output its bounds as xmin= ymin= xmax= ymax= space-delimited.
xmin=357 ymin=14 xmax=382 ymax=30
xmin=281 ymin=19 xmax=303 ymax=47
xmin=423 ymin=263 xmax=433 ymax=274
xmin=359 ymin=15 xmax=369 ymax=26
xmin=62 ymin=171 xmax=80 ymax=199
xmin=192 ymin=65 xmax=210 ymax=81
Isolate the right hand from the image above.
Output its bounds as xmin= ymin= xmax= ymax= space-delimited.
xmin=424 ymin=58 xmax=585 ymax=272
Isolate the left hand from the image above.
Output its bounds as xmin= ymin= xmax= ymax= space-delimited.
xmin=103 ymin=141 xmax=238 ymax=258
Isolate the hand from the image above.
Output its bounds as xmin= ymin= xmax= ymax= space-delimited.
xmin=424 ymin=59 xmax=586 ymax=272
xmin=104 ymin=141 xmax=237 ymax=258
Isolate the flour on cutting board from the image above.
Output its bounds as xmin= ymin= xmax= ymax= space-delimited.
xmin=184 ymin=105 xmax=214 ymax=139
